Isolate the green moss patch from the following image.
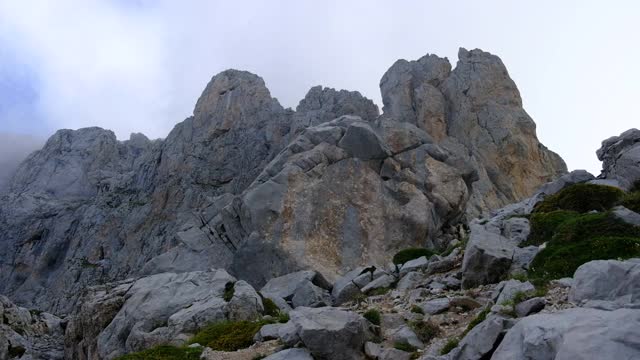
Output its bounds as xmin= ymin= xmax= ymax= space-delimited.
xmin=392 ymin=248 xmax=437 ymax=265
xmin=116 ymin=345 xmax=202 ymax=360
xmin=440 ymin=338 xmax=459 ymax=355
xmin=363 ymin=308 xmax=381 ymax=326
xmin=534 ymin=184 xmax=624 ymax=213
xmin=463 ymin=308 xmax=489 ymax=336
xmin=622 ymin=191 xmax=640 ymax=213
xmin=524 ymin=210 xmax=580 ymax=246
xmin=188 ymin=320 xmax=266 ymax=352
xmin=260 ymin=295 xmax=279 ymax=317
xmin=529 ymin=236 xmax=640 ymax=281
xmin=552 ymin=212 xmax=640 ymax=243
xmin=410 ymin=320 xmax=440 ymax=342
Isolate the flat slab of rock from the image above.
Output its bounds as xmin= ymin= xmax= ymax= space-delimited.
xmin=493 ymin=280 xmax=535 ymax=305
xmin=569 ymin=258 xmax=640 ymax=308
xmin=361 ymin=274 xmax=396 ymax=294
xmin=289 ymin=307 xmax=371 ymax=360
xmin=263 ymin=348 xmax=314 ymax=360
xmin=515 ymin=297 xmax=545 ymax=317
xmin=420 ymin=297 xmax=451 ymax=315
xmin=400 ymin=256 xmax=429 ymax=275
xmin=492 ymin=308 xmax=640 ymax=360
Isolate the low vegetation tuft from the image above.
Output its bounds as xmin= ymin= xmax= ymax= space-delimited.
xmin=440 ymin=338 xmax=459 ymax=355
xmin=363 ymin=308 xmax=381 ymax=326
xmin=115 ymin=345 xmax=202 ymax=360
xmin=392 ymin=248 xmax=437 ymax=265
xmin=533 ymin=183 xmax=624 ymax=213
xmin=188 ymin=320 xmax=267 ymax=352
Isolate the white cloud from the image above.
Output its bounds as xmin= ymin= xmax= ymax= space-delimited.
xmin=0 ymin=0 xmax=638 ymax=175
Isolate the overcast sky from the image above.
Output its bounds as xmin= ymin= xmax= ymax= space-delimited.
xmin=0 ymin=0 xmax=638 ymax=175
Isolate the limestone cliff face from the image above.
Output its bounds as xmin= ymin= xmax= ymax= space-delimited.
xmin=381 ymin=49 xmax=566 ymax=216
xmin=0 ymin=48 xmax=565 ymax=313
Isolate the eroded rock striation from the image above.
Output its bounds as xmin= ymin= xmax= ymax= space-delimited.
xmin=0 ymin=48 xmax=565 ymax=315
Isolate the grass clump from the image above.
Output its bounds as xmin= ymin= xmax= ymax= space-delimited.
xmin=552 ymin=212 xmax=640 ymax=243
xmin=533 ymin=183 xmax=624 ymax=213
xmin=410 ymin=305 xmax=424 ymax=314
xmin=392 ymin=248 xmax=437 ymax=265
xmin=463 ymin=308 xmax=489 ymax=336
xmin=410 ymin=320 xmax=440 ymax=342
xmin=115 ymin=345 xmax=202 ymax=360
xmin=524 ymin=210 xmax=580 ymax=246
xmin=393 ymin=341 xmax=417 ymax=352
xmin=363 ymin=308 xmax=381 ymax=326
xmin=440 ymin=338 xmax=459 ymax=355
xmin=622 ymin=191 xmax=640 ymax=213
xmin=368 ymin=286 xmax=394 ymax=296
xmin=223 ymin=282 xmax=235 ymax=302
xmin=277 ymin=312 xmax=290 ymax=323
xmin=260 ymin=296 xmax=279 ymax=317
xmin=188 ymin=320 xmax=266 ymax=352
xmin=529 ymin=236 xmax=640 ymax=281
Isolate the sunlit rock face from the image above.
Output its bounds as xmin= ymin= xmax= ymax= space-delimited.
xmin=0 ymin=48 xmax=565 ymax=313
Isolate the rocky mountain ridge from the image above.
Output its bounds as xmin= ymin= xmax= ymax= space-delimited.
xmin=0 ymin=48 xmax=565 ymax=317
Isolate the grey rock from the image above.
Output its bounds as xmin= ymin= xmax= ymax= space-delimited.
xmin=442 ymin=276 xmax=461 ymax=290
xmin=493 ymin=280 xmax=535 ymax=305
xmin=260 ymin=270 xmax=331 ymax=302
xmin=515 ymin=297 xmax=545 ymax=317
xmin=597 ymin=128 xmax=640 ymax=190
xmin=338 ymin=121 xmax=390 ymax=160
xmin=387 ymin=325 xmax=425 ymax=349
xmin=64 ymin=270 xmax=262 ymax=360
xmin=397 ymin=271 xmax=427 ymax=291
xmin=361 ymin=274 xmax=396 ymax=294
xmin=451 ymin=314 xmax=514 ymax=360
xmin=426 ymin=257 xmax=457 ymax=275
xmin=549 ymin=277 xmax=574 ymax=289
xmin=502 ymin=217 xmax=530 ymax=245
xmin=331 ymin=267 xmax=367 ymax=305
xmin=400 ymin=256 xmax=429 ymax=275
xmin=289 ymin=307 xmax=371 ymax=360
xmin=509 ymin=245 xmax=540 ymax=274
xmin=0 ymin=295 xmax=64 ymax=360
xmin=612 ymin=205 xmax=640 ymax=226
xmin=461 ymin=222 xmax=515 ymax=288
xmin=263 ymin=348 xmax=315 ymax=360
xmin=291 ymin=281 xmax=332 ymax=308
xmin=449 ymin=296 xmax=482 ymax=310
xmin=420 ymin=298 xmax=451 ymax=315
xmin=492 ymin=307 xmax=640 ymax=360
xmin=277 ymin=321 xmax=301 ymax=347
xmin=227 ymin=280 xmax=264 ymax=321
xmin=254 ymin=323 xmax=284 ymax=342
xmin=569 ymin=258 xmax=640 ymax=308
xmin=365 ymin=342 xmax=412 ymax=360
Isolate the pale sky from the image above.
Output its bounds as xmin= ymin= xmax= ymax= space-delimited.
xmin=0 ymin=0 xmax=639 ymax=175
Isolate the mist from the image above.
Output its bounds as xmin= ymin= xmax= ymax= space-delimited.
xmin=0 ymin=132 xmax=44 ymax=192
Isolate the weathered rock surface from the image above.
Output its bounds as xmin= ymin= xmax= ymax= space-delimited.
xmin=263 ymin=348 xmax=314 ymax=360
xmin=0 ymin=49 xmax=565 ymax=316
xmin=64 ymin=270 xmax=263 ymax=360
xmin=0 ymin=295 xmax=65 ymax=360
xmin=492 ymin=307 xmax=640 ymax=360
xmin=597 ymin=128 xmax=640 ymax=190
xmin=569 ymin=258 xmax=640 ymax=308
xmin=448 ymin=314 xmax=515 ymax=360
xmin=289 ymin=307 xmax=372 ymax=360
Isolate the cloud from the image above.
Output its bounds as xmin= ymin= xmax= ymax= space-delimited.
xmin=0 ymin=132 xmax=44 ymax=192
xmin=0 ymin=0 xmax=638 ymax=176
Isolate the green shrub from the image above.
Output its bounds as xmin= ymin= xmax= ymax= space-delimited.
xmin=261 ymin=296 xmax=279 ymax=317
xmin=529 ymin=236 xmax=640 ymax=281
xmin=392 ymin=248 xmax=437 ymax=265
xmin=393 ymin=341 xmax=417 ymax=352
xmin=410 ymin=320 xmax=440 ymax=342
xmin=410 ymin=305 xmax=424 ymax=314
xmin=552 ymin=212 xmax=640 ymax=243
xmin=189 ymin=320 xmax=266 ymax=351
xmin=524 ymin=210 xmax=580 ymax=246
xmin=277 ymin=312 xmax=290 ymax=323
xmin=223 ymin=282 xmax=235 ymax=302
xmin=363 ymin=308 xmax=381 ymax=326
xmin=116 ymin=345 xmax=202 ymax=360
xmin=622 ymin=191 xmax=640 ymax=213
xmin=463 ymin=308 xmax=489 ymax=336
xmin=440 ymin=338 xmax=459 ymax=355
xmin=534 ymin=184 xmax=624 ymax=213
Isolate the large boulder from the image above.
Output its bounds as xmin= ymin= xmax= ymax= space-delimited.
xmin=289 ymin=307 xmax=372 ymax=360
xmin=597 ymin=128 xmax=640 ymax=190
xmin=447 ymin=314 xmax=515 ymax=360
xmin=492 ymin=308 xmax=640 ymax=360
xmin=64 ymin=270 xmax=263 ymax=360
xmin=569 ymin=258 xmax=640 ymax=308
xmin=461 ymin=222 xmax=516 ymax=288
